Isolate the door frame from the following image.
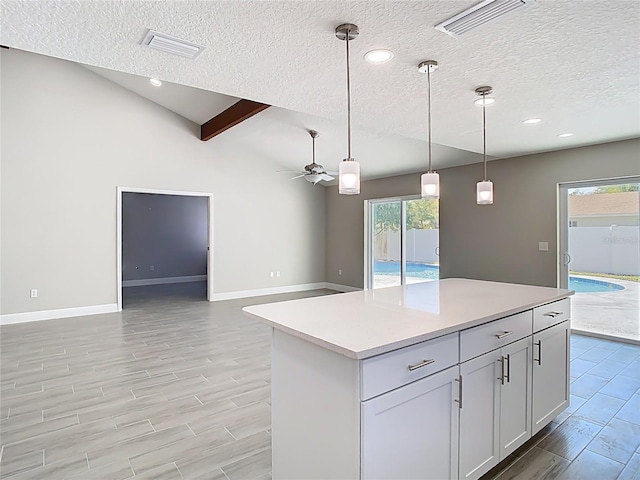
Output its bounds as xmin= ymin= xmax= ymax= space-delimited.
xmin=557 ymin=175 xmax=639 ymax=288
xmin=116 ymin=187 xmax=214 ymax=311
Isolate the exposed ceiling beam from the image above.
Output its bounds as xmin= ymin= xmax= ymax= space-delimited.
xmin=200 ymin=99 xmax=270 ymax=141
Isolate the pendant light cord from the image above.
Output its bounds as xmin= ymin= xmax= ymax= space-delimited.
xmin=312 ymin=134 xmax=315 ymax=164
xmin=427 ymin=68 xmax=432 ymax=173
xmin=346 ymin=28 xmax=352 ymax=160
xmin=482 ymin=93 xmax=487 ymax=181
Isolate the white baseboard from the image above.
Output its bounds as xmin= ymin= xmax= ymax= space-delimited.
xmin=0 ymin=282 xmax=363 ymax=325
xmin=0 ymin=303 xmax=119 ymax=326
xmin=325 ymin=283 xmax=362 ymax=293
xmin=123 ymin=275 xmax=207 ymax=287
xmin=210 ymin=282 xmax=362 ymax=302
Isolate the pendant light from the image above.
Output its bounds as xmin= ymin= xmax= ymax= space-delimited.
xmin=336 ymin=23 xmax=360 ymax=195
xmin=418 ymin=60 xmax=440 ymax=199
xmin=475 ymin=86 xmax=494 ymax=205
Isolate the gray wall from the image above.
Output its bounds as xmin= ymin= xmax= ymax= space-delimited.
xmin=326 ymin=139 xmax=640 ymax=288
xmin=122 ymin=193 xmax=208 ymax=282
xmin=1 ymin=48 xmax=326 ymax=315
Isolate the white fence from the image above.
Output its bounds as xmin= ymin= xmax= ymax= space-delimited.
xmin=569 ymin=226 xmax=639 ymax=275
xmin=374 ymin=229 xmax=439 ymax=264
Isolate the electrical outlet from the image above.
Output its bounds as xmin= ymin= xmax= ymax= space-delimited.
xmin=30 ymin=289 xmax=38 ymax=298
xmin=538 ymin=242 xmax=549 ymax=252
xmin=150 ymin=265 xmax=154 ymax=271
xmin=276 ymin=271 xmax=281 ymax=278
xmin=270 ymin=271 xmax=274 ymax=278
xmin=338 ymin=269 xmax=342 ymax=276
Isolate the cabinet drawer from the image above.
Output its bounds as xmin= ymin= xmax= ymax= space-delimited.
xmin=460 ymin=311 xmax=532 ymax=363
xmin=533 ymin=298 xmax=571 ymax=332
xmin=361 ymin=333 xmax=458 ymax=401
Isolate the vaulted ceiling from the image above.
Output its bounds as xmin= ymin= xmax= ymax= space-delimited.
xmin=2 ymin=0 xmax=638 ymax=182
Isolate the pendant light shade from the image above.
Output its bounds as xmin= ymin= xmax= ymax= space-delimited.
xmin=475 ymin=85 xmax=494 ymax=205
xmin=418 ymin=60 xmax=440 ymax=199
xmin=477 ymin=180 xmax=493 ymax=204
xmin=421 ymin=172 xmax=440 ymax=198
xmin=336 ymin=23 xmax=360 ymax=195
xmin=339 ymin=160 xmax=360 ymax=194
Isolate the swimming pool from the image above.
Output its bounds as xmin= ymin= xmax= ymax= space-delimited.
xmin=569 ymin=276 xmax=625 ymax=293
xmin=374 ymin=261 xmax=440 ymax=280
xmin=373 ymin=261 xmax=625 ymax=293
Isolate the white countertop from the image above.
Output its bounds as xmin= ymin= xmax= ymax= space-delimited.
xmin=242 ymin=278 xmax=573 ymax=360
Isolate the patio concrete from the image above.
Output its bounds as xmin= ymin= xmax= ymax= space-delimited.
xmin=571 ymin=275 xmax=640 ymax=343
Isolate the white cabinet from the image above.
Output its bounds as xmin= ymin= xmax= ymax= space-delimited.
xmin=499 ymin=337 xmax=533 ymax=459
xmin=459 ymin=336 xmax=533 ymax=480
xmin=532 ymin=320 xmax=570 ymax=434
xmin=459 ymin=350 xmax=501 ymax=480
xmin=362 ymin=366 xmax=460 ymax=480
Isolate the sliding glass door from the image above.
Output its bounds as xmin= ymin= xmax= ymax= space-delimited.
xmin=559 ymin=177 xmax=639 ymax=341
xmin=366 ymin=196 xmax=439 ymax=289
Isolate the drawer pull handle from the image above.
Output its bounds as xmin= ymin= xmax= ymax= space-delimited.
xmin=543 ymin=311 xmax=563 ymax=318
xmin=408 ymin=359 xmax=435 ymax=372
xmin=495 ymin=331 xmax=513 ymax=339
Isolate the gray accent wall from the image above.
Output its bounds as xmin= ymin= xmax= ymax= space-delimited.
xmin=325 ymin=139 xmax=640 ymax=289
xmin=122 ymin=193 xmax=208 ymax=282
xmin=1 ymin=48 xmax=326 ymax=315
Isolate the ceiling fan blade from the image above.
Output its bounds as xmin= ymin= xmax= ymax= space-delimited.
xmin=325 ymin=171 xmax=339 ymax=176
xmin=319 ymin=173 xmax=335 ymax=181
xmin=289 ymin=174 xmax=306 ymax=180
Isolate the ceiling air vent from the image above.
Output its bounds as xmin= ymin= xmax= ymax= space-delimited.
xmin=140 ymin=30 xmax=206 ymax=59
xmin=435 ymin=0 xmax=534 ymax=38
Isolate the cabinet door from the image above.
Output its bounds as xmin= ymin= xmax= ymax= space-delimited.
xmin=361 ymin=366 xmax=459 ymax=480
xmin=499 ymin=337 xmax=532 ymax=460
xmin=459 ymin=350 xmax=501 ymax=480
xmin=532 ymin=321 xmax=569 ymax=435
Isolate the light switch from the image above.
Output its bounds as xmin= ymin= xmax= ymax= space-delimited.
xmin=538 ymin=242 xmax=549 ymax=252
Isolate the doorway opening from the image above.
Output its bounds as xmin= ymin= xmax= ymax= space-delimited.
xmin=365 ymin=195 xmax=439 ymax=289
xmin=117 ymin=187 xmax=213 ymax=311
xmin=559 ymin=177 xmax=639 ymax=342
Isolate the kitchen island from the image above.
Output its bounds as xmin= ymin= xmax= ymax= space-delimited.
xmin=243 ymin=278 xmax=573 ymax=480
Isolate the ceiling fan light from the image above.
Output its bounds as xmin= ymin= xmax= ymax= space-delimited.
xmin=304 ymin=174 xmax=322 ymax=184
xmin=477 ymin=180 xmax=493 ymax=205
xmin=421 ymin=172 xmax=440 ymax=199
xmin=339 ymin=160 xmax=360 ymax=194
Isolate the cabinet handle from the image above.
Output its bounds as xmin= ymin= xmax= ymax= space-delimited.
xmin=499 ymin=356 xmax=505 ymax=385
xmin=407 ymin=359 xmax=435 ymax=372
xmin=495 ymin=331 xmax=513 ymax=339
xmin=505 ymin=354 xmax=511 ymax=383
xmin=543 ymin=311 xmax=563 ymax=318
xmin=455 ymin=375 xmax=462 ymax=409
xmin=534 ymin=341 xmax=542 ymax=365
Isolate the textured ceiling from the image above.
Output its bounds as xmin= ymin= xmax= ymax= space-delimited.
xmin=2 ymin=0 xmax=639 ymax=180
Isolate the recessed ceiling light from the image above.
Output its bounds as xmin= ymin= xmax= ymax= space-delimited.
xmin=364 ymin=49 xmax=394 ymax=64
xmin=149 ymin=78 xmax=162 ymax=87
xmin=474 ymin=97 xmax=495 ymax=106
xmin=558 ymin=133 xmax=574 ymax=138
xmin=523 ymin=118 xmax=541 ymax=125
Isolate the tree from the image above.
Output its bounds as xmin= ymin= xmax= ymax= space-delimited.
xmin=407 ymin=199 xmax=439 ymax=229
xmin=373 ymin=199 xmax=439 ymax=234
xmin=593 ymin=184 xmax=639 ymax=194
xmin=373 ymin=202 xmax=401 ymax=234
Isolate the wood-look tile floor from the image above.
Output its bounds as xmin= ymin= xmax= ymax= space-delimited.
xmin=1 ymin=284 xmax=638 ymax=480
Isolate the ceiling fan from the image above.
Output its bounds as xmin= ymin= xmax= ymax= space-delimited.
xmin=287 ymin=130 xmax=338 ymax=184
